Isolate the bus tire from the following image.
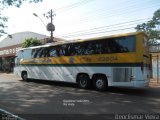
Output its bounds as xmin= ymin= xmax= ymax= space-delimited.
xmin=77 ymin=74 xmax=90 ymax=89
xmin=93 ymin=75 xmax=108 ymax=91
xmin=21 ymin=71 xmax=28 ymax=81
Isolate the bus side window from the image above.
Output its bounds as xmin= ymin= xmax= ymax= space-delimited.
xmin=59 ymin=44 xmax=73 ymax=56
xmin=69 ymin=44 xmax=76 ymax=56
xmin=43 ymin=47 xmax=50 ymax=57
xmin=31 ymin=49 xmax=37 ymax=58
xmin=49 ymin=46 xmax=58 ymax=57
xmin=38 ymin=47 xmax=49 ymax=58
xmin=37 ymin=48 xmax=43 ymax=58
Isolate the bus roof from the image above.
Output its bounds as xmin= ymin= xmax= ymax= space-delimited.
xmin=83 ymin=31 xmax=147 ymax=41
xmin=19 ymin=31 xmax=147 ymax=51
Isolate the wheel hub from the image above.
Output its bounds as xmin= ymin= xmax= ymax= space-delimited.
xmin=23 ymin=75 xmax=27 ymax=80
xmin=80 ymin=79 xmax=87 ymax=86
xmin=96 ymin=79 xmax=104 ymax=88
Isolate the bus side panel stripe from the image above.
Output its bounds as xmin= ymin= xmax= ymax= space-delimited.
xmin=19 ymin=63 xmax=143 ymax=67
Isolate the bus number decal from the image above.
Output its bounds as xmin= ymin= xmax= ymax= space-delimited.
xmin=98 ymin=56 xmax=118 ymax=62
xmin=80 ymin=57 xmax=91 ymax=62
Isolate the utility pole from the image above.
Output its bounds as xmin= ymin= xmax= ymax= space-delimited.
xmin=45 ymin=9 xmax=55 ymax=42
xmin=50 ymin=9 xmax=53 ymax=42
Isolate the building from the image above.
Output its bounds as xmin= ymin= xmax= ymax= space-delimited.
xmin=150 ymin=45 xmax=160 ymax=81
xmin=0 ymin=31 xmax=64 ymax=72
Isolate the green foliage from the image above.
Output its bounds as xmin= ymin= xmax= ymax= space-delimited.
xmin=22 ymin=38 xmax=41 ymax=48
xmin=0 ymin=0 xmax=42 ymax=36
xmin=1 ymin=0 xmax=42 ymax=8
xmin=135 ymin=9 xmax=160 ymax=45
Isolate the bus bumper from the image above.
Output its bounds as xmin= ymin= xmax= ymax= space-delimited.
xmin=133 ymin=80 xmax=150 ymax=87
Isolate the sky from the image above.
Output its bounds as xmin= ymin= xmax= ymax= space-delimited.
xmin=0 ymin=0 xmax=160 ymax=41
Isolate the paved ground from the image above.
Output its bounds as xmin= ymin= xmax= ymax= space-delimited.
xmin=0 ymin=73 xmax=160 ymax=120
xmin=149 ymin=78 xmax=160 ymax=88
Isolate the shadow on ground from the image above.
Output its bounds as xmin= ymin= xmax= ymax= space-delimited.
xmin=0 ymin=78 xmax=160 ymax=120
xmin=25 ymin=79 xmax=160 ymax=98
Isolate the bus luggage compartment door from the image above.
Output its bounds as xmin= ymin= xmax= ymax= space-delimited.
xmin=113 ymin=68 xmax=132 ymax=82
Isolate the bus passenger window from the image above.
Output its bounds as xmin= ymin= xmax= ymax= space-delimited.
xmin=49 ymin=46 xmax=58 ymax=57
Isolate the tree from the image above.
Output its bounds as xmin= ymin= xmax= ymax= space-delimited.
xmin=22 ymin=38 xmax=41 ymax=48
xmin=0 ymin=0 xmax=42 ymax=36
xmin=135 ymin=9 xmax=160 ymax=45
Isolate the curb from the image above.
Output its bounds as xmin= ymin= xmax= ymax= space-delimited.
xmin=0 ymin=108 xmax=25 ymax=120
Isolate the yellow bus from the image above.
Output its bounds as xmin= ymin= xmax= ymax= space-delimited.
xmin=14 ymin=32 xmax=151 ymax=90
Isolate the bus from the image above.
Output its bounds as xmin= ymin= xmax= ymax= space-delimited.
xmin=14 ymin=32 xmax=151 ymax=90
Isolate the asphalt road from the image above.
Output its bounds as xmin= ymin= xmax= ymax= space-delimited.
xmin=0 ymin=73 xmax=160 ymax=120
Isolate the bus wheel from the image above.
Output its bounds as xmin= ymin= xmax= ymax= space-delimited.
xmin=21 ymin=72 xmax=28 ymax=81
xmin=77 ymin=74 xmax=90 ymax=89
xmin=93 ymin=75 xmax=108 ymax=91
